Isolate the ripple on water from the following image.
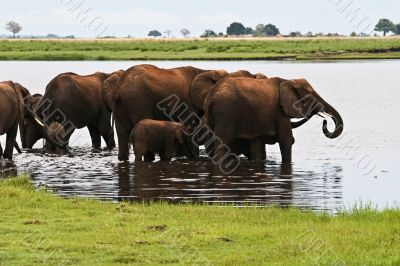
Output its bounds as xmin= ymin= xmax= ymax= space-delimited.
xmin=0 ymin=147 xmax=345 ymax=211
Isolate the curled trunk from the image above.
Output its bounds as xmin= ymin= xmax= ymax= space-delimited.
xmin=321 ymin=102 xmax=343 ymax=139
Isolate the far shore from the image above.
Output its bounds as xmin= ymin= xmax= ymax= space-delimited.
xmin=1 ymin=37 xmax=400 ymax=61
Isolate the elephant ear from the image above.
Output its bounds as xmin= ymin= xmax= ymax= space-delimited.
xmin=255 ymin=73 xmax=268 ymax=79
xmin=191 ymin=70 xmax=228 ymax=111
xmin=14 ymin=83 xmax=31 ymax=124
xmin=103 ymin=70 xmax=124 ymax=111
xmin=279 ymin=80 xmax=310 ymax=118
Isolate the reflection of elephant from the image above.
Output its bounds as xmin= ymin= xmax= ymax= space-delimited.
xmin=24 ymin=72 xmax=119 ymax=150
xmin=0 ymin=81 xmax=28 ymax=159
xmin=103 ymin=64 xmax=230 ymax=161
xmin=205 ymin=77 xmax=344 ymax=162
xmin=131 ymin=119 xmax=196 ymax=162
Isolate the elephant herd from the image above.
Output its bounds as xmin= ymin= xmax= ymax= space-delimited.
xmin=0 ymin=64 xmax=343 ymax=168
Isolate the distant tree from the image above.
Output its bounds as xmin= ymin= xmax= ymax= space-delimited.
xmin=374 ymin=19 xmax=395 ymax=36
xmin=226 ymin=22 xmax=246 ymax=35
xmin=245 ymin=27 xmax=253 ymax=35
xmin=180 ymin=28 xmax=190 ymax=38
xmin=218 ymin=32 xmax=224 ymax=37
xmin=394 ymin=24 xmax=400 ymax=35
xmin=47 ymin=34 xmax=60 ymax=39
xmin=306 ymin=31 xmax=314 ymax=37
xmin=5 ymin=21 xmax=22 ymax=38
xmin=148 ymin=30 xmax=162 ymax=38
xmin=201 ymin=29 xmax=217 ymax=38
xmin=264 ymin=24 xmax=280 ymax=36
xmin=254 ymin=24 xmax=265 ymax=37
xmin=358 ymin=32 xmax=370 ymax=37
xmin=289 ymin=31 xmax=302 ymax=37
xmin=164 ymin=30 xmax=172 ymax=38
xmin=350 ymin=32 xmax=357 ymax=37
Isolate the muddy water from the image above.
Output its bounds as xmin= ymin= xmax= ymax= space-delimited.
xmin=0 ymin=60 xmax=399 ymax=211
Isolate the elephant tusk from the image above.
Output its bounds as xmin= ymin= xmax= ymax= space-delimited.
xmin=322 ymin=112 xmax=333 ymax=118
xmin=33 ymin=116 xmax=45 ymax=127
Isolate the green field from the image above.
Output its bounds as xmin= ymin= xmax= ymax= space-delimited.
xmin=0 ymin=38 xmax=400 ymax=60
xmin=1 ymin=176 xmax=399 ymax=265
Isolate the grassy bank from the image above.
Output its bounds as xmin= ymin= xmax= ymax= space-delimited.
xmin=0 ymin=176 xmax=399 ymax=265
xmin=1 ymin=38 xmax=400 ymax=61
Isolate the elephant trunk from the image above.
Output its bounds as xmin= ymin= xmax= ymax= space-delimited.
xmin=321 ymin=102 xmax=343 ymax=139
xmin=32 ymin=115 xmax=65 ymax=148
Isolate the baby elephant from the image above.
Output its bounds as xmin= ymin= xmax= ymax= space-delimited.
xmin=131 ymin=119 xmax=194 ymax=162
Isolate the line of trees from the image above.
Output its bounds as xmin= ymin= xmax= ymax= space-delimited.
xmin=5 ymin=18 xmax=400 ymax=39
xmin=148 ymin=28 xmax=191 ymax=38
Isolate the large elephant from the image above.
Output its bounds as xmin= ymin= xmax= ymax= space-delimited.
xmin=103 ymin=64 xmax=230 ymax=161
xmin=204 ymin=77 xmax=344 ymax=162
xmin=191 ymin=71 xmax=309 ymax=160
xmin=0 ymin=81 xmax=28 ymax=159
xmin=24 ymin=72 xmax=119 ymax=150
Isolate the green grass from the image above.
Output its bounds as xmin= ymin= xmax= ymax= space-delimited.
xmin=0 ymin=38 xmax=400 ymax=60
xmin=0 ymin=176 xmax=399 ymax=265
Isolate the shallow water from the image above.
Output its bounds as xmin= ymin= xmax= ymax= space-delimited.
xmin=0 ymin=60 xmax=399 ymax=211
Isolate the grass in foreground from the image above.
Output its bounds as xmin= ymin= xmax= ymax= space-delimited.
xmin=1 ymin=38 xmax=400 ymax=61
xmin=0 ymin=176 xmax=399 ymax=265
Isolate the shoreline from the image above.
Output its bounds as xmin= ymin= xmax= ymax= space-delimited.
xmin=1 ymin=38 xmax=400 ymax=61
xmin=1 ymin=176 xmax=400 ymax=265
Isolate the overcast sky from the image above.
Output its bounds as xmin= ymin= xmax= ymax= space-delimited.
xmin=1 ymin=0 xmax=399 ymax=37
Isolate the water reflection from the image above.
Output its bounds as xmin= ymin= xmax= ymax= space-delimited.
xmin=1 ymin=148 xmax=343 ymax=211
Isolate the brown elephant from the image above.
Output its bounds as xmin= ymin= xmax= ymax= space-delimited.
xmin=24 ymin=71 xmax=120 ymax=150
xmin=131 ymin=119 xmax=196 ymax=162
xmin=103 ymin=64 xmax=231 ymax=161
xmin=0 ymin=81 xmax=28 ymax=159
xmin=204 ymin=77 xmax=343 ymax=162
xmin=191 ymin=71 xmax=309 ymax=160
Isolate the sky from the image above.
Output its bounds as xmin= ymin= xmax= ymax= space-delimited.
xmin=0 ymin=0 xmax=399 ymax=37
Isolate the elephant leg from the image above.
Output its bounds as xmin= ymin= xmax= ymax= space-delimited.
xmin=144 ymin=152 xmax=155 ymax=162
xmin=4 ymin=122 xmax=18 ymax=160
xmin=261 ymin=145 xmax=267 ymax=160
xmin=277 ymin=120 xmax=293 ymax=164
xmin=205 ymin=142 xmax=214 ymax=157
xmin=133 ymin=140 xmax=145 ymax=162
xmin=88 ymin=126 xmax=101 ymax=149
xmin=213 ymin=126 xmax=235 ymax=163
xmin=249 ymin=138 xmax=264 ymax=161
xmin=163 ymin=139 xmax=176 ymax=161
xmin=102 ymin=128 xmax=116 ymax=150
xmin=159 ymin=150 xmax=166 ymax=161
xmin=115 ymin=119 xmax=130 ymax=161
xmin=99 ymin=111 xmax=116 ymax=149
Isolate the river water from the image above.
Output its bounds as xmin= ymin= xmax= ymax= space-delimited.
xmin=0 ymin=60 xmax=399 ymax=211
